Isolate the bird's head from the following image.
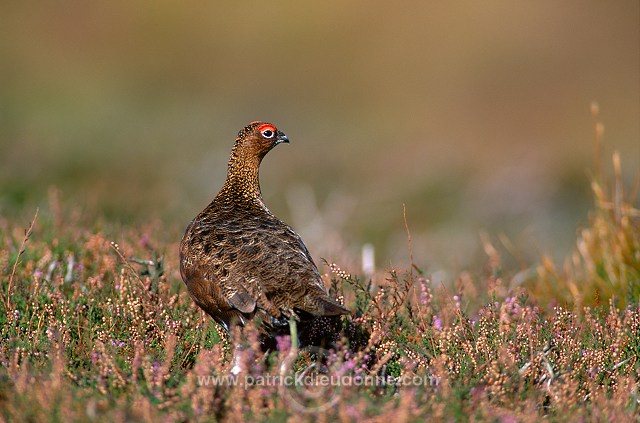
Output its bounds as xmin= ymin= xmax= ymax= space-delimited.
xmin=234 ymin=121 xmax=289 ymax=160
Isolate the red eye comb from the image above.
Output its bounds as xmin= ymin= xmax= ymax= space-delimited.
xmin=258 ymin=123 xmax=276 ymax=133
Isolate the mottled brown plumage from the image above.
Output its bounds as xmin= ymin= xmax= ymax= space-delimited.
xmin=180 ymin=121 xmax=349 ymax=344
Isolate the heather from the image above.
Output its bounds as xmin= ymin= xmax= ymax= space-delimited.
xmin=2 ymin=2 xmax=640 ymax=421
xmin=0 ymin=147 xmax=638 ymax=422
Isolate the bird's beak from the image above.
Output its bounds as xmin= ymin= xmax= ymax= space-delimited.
xmin=276 ymin=130 xmax=289 ymax=145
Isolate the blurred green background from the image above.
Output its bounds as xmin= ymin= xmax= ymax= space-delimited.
xmin=1 ymin=1 xmax=638 ymax=274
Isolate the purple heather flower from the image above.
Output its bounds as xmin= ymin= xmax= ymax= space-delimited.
xmin=275 ymin=335 xmax=291 ymax=355
xmin=418 ymin=278 xmax=431 ymax=304
xmin=433 ymin=316 xmax=443 ymax=331
xmin=343 ymin=359 xmax=356 ymax=372
xmin=139 ymin=233 xmax=151 ymax=249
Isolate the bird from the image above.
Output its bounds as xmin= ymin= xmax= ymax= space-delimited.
xmin=180 ymin=121 xmax=350 ymax=352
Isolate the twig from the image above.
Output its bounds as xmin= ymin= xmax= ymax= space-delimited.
xmin=590 ymin=101 xmax=603 ymax=182
xmin=612 ymin=151 xmax=623 ymax=223
xmin=6 ymin=208 xmax=39 ymax=310
xmin=127 ymin=257 xmax=157 ymax=267
xmin=403 ymin=204 xmax=414 ymax=276
xmin=280 ymin=316 xmax=299 ymax=375
xmin=109 ymin=242 xmax=153 ymax=299
xmin=289 ymin=315 xmax=299 ymax=352
xmin=610 ymin=355 xmax=634 ymax=371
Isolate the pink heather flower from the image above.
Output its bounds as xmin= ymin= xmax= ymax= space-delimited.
xmin=418 ymin=278 xmax=431 ymax=305
xmin=139 ymin=233 xmax=151 ymax=249
xmin=343 ymin=359 xmax=356 ymax=372
xmin=453 ymin=295 xmax=460 ymax=307
xmin=275 ymin=335 xmax=291 ymax=355
xmin=433 ymin=316 xmax=443 ymax=331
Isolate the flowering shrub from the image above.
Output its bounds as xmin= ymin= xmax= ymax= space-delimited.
xmin=0 ymin=152 xmax=638 ymax=421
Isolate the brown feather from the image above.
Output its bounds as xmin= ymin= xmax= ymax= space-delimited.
xmin=180 ymin=121 xmax=350 ymax=341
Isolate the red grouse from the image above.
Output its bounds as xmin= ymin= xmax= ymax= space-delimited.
xmin=180 ymin=121 xmax=349 ymax=347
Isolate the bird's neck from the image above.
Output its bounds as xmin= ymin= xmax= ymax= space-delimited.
xmin=221 ymin=151 xmax=265 ymax=206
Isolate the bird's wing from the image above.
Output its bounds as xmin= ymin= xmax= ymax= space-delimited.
xmin=226 ymin=286 xmax=256 ymax=314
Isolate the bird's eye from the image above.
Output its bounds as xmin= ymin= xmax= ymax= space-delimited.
xmin=258 ymin=123 xmax=276 ymax=139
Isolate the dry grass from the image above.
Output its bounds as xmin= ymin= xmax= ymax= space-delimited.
xmin=0 ymin=166 xmax=640 ymax=421
xmin=0 ymin=129 xmax=638 ymax=421
xmin=533 ymin=107 xmax=640 ymax=309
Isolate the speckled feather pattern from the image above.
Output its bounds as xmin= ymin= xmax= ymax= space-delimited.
xmin=180 ymin=122 xmax=349 ymax=339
